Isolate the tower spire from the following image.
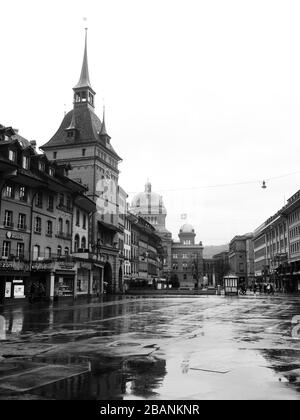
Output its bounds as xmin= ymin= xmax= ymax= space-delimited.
xmin=73 ymin=28 xmax=95 ymax=107
xmin=100 ymin=105 xmax=108 ymax=136
xmin=74 ymin=28 xmax=92 ymax=89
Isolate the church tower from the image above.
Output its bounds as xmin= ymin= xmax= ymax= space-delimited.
xmin=41 ymin=30 xmax=123 ymax=295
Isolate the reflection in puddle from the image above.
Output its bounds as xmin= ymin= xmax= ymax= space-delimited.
xmin=24 ymin=355 xmax=167 ymax=400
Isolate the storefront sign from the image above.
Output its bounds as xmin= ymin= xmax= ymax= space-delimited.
xmin=0 ymin=261 xmax=14 ymax=269
xmin=0 ymin=261 xmax=30 ymax=271
xmin=6 ymin=231 xmax=24 ymax=241
xmin=31 ymin=262 xmax=53 ymax=271
xmin=5 ymin=282 xmax=11 ymax=298
xmin=58 ymin=263 xmax=75 ymax=270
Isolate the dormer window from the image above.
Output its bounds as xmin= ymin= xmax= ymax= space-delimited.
xmin=8 ymin=150 xmax=16 ymax=162
xmin=22 ymin=155 xmax=29 ymax=169
xmin=67 ymin=131 xmax=74 ymax=138
xmin=38 ymin=161 xmax=45 ymax=171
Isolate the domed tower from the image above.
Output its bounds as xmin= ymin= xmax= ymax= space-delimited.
xmin=179 ymin=224 xmax=196 ymax=245
xmin=171 ymin=223 xmax=204 ymax=290
xmin=131 ymin=181 xmax=172 ymax=274
xmin=131 ymin=181 xmax=168 ymax=233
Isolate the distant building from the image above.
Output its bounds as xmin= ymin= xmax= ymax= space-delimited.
xmin=228 ymin=234 xmax=254 ymax=286
xmin=128 ymin=214 xmax=163 ymax=287
xmin=171 ymin=224 xmax=203 ymax=289
xmin=131 ymin=181 xmax=172 ymax=278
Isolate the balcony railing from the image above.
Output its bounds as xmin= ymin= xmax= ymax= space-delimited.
xmin=17 ymin=224 xmax=27 ymax=231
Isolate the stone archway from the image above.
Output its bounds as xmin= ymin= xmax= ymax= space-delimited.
xmin=104 ymin=262 xmax=113 ymax=294
xmin=118 ymin=266 xmax=123 ymax=292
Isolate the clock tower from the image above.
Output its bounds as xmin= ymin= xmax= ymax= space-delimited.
xmin=41 ymin=30 xmax=123 ymax=294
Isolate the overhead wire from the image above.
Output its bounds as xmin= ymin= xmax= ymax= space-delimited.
xmin=127 ymin=169 xmax=300 ymax=195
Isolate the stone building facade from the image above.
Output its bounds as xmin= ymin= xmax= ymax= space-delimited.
xmin=253 ymin=188 xmax=300 ymax=293
xmin=228 ymin=233 xmax=255 ymax=287
xmin=0 ymin=124 xmax=96 ymax=304
xmin=171 ymin=224 xmax=203 ymax=289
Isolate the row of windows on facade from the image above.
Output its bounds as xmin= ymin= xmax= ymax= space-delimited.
xmin=1 ymin=241 xmax=70 ymax=259
xmin=3 ymin=210 xmax=87 ymax=234
xmin=290 ymin=225 xmax=300 ymax=239
xmin=8 ymin=150 xmax=56 ymax=175
xmin=266 ymin=239 xmax=288 ymax=255
xmin=290 ymin=241 xmax=300 ymax=255
xmin=1 ymin=237 xmax=87 ymax=259
xmin=172 ymin=253 xmax=198 ymax=260
xmin=289 ymin=210 xmax=300 ymax=224
xmin=2 ymin=186 xmax=76 ymax=215
xmin=266 ymin=225 xmax=287 ymax=241
xmin=172 ymin=263 xmax=189 ymax=270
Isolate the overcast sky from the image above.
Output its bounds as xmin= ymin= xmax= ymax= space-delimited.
xmin=2 ymin=0 xmax=300 ymax=245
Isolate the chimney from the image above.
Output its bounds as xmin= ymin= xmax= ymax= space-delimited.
xmin=30 ymin=140 xmax=37 ymax=151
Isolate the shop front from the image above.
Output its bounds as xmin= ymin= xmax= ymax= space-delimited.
xmin=0 ymin=260 xmax=30 ymax=304
xmin=30 ymin=261 xmax=53 ymax=301
xmin=76 ymin=262 xmax=92 ymax=296
xmin=54 ymin=261 xmax=76 ymax=299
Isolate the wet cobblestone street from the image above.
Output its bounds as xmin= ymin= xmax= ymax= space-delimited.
xmin=0 ymin=294 xmax=300 ymax=400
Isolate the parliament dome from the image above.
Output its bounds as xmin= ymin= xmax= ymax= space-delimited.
xmin=131 ymin=181 xmax=167 ymax=215
xmin=180 ymin=224 xmax=195 ymax=233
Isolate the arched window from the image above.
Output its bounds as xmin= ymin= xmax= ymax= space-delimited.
xmin=81 ymin=236 xmax=86 ymax=251
xmin=64 ymin=247 xmax=69 ymax=256
xmin=74 ymin=235 xmax=80 ymax=253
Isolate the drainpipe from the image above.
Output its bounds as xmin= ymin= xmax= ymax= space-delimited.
xmin=29 ymin=190 xmax=39 ymax=269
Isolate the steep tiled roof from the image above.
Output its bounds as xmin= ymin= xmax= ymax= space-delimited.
xmin=42 ymin=107 xmax=121 ymax=160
